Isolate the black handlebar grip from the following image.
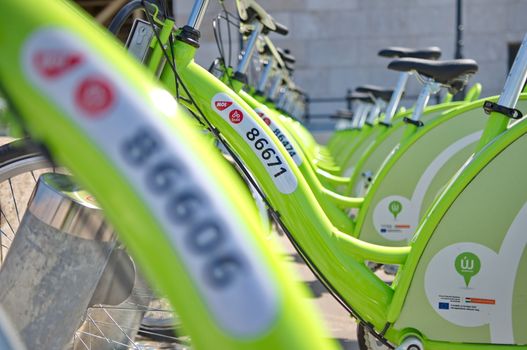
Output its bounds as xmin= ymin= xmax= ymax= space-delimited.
xmin=273 ymin=21 xmax=289 ymax=35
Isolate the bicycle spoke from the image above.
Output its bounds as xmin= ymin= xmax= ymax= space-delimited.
xmin=30 ymin=170 xmax=38 ymax=183
xmin=0 ymin=209 xmax=16 ymax=237
xmin=102 ymin=308 xmax=140 ymax=348
xmin=72 ymin=333 xmax=90 ymax=350
xmin=83 ymin=313 xmax=120 ymax=347
xmin=0 ymin=228 xmax=13 ymax=241
xmin=7 ymin=179 xmax=20 ymax=223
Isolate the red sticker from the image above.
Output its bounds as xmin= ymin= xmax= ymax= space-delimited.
xmin=215 ymin=101 xmax=233 ymax=111
xmin=34 ymin=51 xmax=82 ymax=78
xmin=75 ymin=77 xmax=114 ymax=116
xmin=257 ymin=112 xmax=271 ymax=125
xmin=229 ymin=109 xmax=243 ymax=124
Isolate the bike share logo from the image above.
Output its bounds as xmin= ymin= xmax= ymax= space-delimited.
xmin=455 ymin=252 xmax=481 ymax=287
xmin=75 ymin=77 xmax=114 ymax=116
xmin=256 ymin=111 xmax=271 ymax=126
xmin=215 ymin=100 xmax=233 ymax=111
xmin=388 ymin=200 xmax=402 ymax=219
xmin=33 ymin=50 xmax=83 ymax=78
xmin=229 ymin=109 xmax=244 ymax=124
xmin=32 ymin=49 xmax=114 ymax=118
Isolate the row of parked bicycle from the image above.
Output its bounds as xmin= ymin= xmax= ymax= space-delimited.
xmin=0 ymin=0 xmax=526 ymax=349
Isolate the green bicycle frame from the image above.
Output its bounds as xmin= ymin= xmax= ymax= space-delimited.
xmin=0 ymin=1 xmax=336 ymax=349
xmin=155 ymin=9 xmax=408 ymax=332
xmin=133 ymin=3 xmax=527 ymax=347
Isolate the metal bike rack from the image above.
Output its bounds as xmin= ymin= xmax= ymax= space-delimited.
xmin=0 ymin=173 xmax=140 ymax=349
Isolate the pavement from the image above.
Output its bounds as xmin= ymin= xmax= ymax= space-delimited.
xmin=273 ymin=231 xmax=360 ymax=350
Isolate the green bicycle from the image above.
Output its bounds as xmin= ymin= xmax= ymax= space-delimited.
xmin=0 ymin=0 xmax=336 ymax=349
xmin=117 ymin=0 xmax=527 ymax=348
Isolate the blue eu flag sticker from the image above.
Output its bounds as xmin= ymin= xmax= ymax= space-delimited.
xmin=438 ymin=302 xmax=449 ymax=310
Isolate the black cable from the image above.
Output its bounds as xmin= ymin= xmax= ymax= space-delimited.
xmin=212 ymin=12 xmax=235 ymax=89
xmin=212 ymin=17 xmax=226 ymax=67
xmin=219 ymin=1 xmax=232 ymax=67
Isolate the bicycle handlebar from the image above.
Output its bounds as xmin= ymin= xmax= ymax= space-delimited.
xmin=236 ymin=0 xmax=288 ymax=35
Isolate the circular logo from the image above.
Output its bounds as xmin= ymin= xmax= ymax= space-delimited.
xmin=75 ymin=77 xmax=114 ymax=116
xmin=229 ymin=109 xmax=243 ymax=124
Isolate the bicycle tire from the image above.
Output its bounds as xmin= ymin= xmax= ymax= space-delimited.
xmin=357 ymin=323 xmax=390 ymax=350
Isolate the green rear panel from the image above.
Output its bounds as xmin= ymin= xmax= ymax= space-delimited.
xmin=340 ymin=124 xmax=382 ymax=178
xmin=355 ymin=97 xmax=525 ymax=245
xmin=347 ymin=102 xmax=462 ymax=197
xmin=394 ymin=126 xmax=527 ymax=346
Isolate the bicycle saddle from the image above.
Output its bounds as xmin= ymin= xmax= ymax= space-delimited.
xmin=378 ymin=46 xmax=442 ymax=60
xmin=277 ymin=47 xmax=295 ymax=64
xmin=331 ymin=109 xmax=354 ymax=120
xmin=236 ymin=0 xmax=288 ymax=35
xmin=387 ymin=58 xmax=478 ymax=85
xmin=291 ymin=86 xmax=307 ymax=96
xmin=284 ymin=60 xmax=295 ymax=73
xmin=350 ymin=91 xmax=374 ymax=103
xmin=355 ymin=85 xmax=394 ymax=102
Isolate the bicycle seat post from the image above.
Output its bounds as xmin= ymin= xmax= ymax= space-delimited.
xmin=408 ymin=77 xmax=441 ymax=124
xmin=357 ymin=102 xmax=373 ymax=129
xmin=477 ymin=33 xmax=527 ymax=150
xmin=366 ymin=98 xmax=385 ymax=125
xmin=499 ymin=33 xmax=527 ymax=108
xmin=383 ymin=72 xmax=410 ymax=124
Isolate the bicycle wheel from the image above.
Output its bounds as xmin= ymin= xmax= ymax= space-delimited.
xmin=357 ymin=324 xmax=391 ymax=350
xmin=0 ymin=138 xmax=186 ymax=349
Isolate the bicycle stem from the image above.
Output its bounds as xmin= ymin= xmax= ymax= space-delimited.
xmin=186 ymin=0 xmax=210 ymax=30
xmin=256 ymin=57 xmax=274 ymax=93
xmin=236 ymin=22 xmax=264 ymax=76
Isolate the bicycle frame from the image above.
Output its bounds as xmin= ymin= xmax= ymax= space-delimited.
xmin=155 ymin=0 xmax=409 ymax=332
xmin=0 ymin=1 xmax=336 ymax=349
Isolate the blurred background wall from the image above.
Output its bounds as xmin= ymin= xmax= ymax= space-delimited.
xmin=78 ymin=0 xmax=527 ymax=132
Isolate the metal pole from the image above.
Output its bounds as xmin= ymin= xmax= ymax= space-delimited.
xmin=455 ymin=0 xmax=463 ymax=60
xmin=346 ymin=89 xmax=353 ymax=110
xmin=305 ymin=95 xmax=310 ymax=123
xmin=454 ymin=0 xmax=465 ymax=100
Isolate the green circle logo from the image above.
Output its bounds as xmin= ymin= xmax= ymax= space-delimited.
xmin=388 ymin=200 xmax=402 ymax=219
xmin=455 ymin=252 xmax=481 ymax=287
